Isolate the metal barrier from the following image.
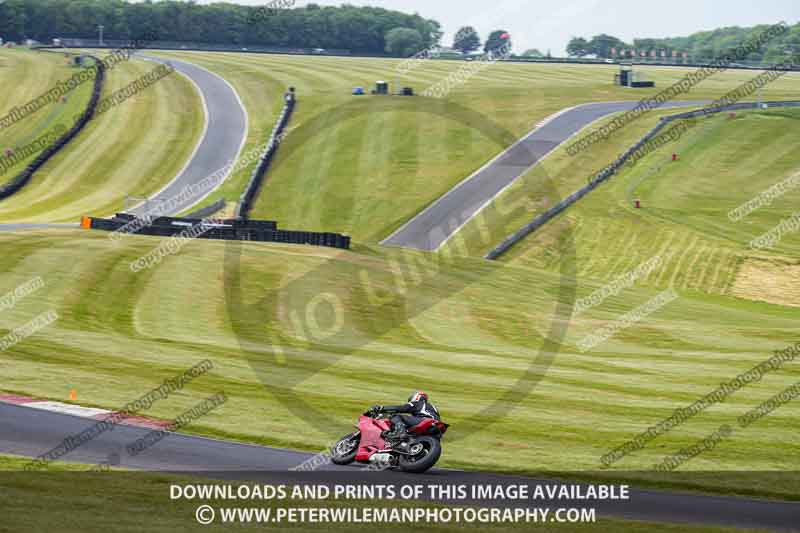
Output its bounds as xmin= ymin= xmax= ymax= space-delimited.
xmin=237 ymin=92 xmax=296 ymax=218
xmin=185 ymin=198 xmax=226 ymax=219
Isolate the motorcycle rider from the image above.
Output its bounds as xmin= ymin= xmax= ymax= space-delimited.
xmin=371 ymin=391 xmax=440 ymax=438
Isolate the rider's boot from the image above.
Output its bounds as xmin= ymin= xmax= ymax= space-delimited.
xmin=382 ymin=424 xmax=407 ymax=440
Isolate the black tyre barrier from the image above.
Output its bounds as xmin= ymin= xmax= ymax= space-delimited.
xmin=0 ymin=56 xmax=106 ymax=200
xmin=86 ymin=213 xmax=351 ymax=250
xmin=486 ymin=100 xmax=800 ymax=260
xmin=237 ymin=93 xmax=296 ymax=218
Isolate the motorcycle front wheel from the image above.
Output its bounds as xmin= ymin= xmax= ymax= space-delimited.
xmin=330 ymin=432 xmax=360 ymax=465
xmin=398 ymin=436 xmax=441 ymax=473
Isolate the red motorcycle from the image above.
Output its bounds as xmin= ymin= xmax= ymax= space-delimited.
xmin=331 ymin=408 xmax=449 ymax=473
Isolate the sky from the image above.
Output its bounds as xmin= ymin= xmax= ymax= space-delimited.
xmin=202 ymin=0 xmax=798 ymax=55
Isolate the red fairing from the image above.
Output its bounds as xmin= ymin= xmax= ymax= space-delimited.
xmin=355 ymin=415 xmax=391 ymax=462
xmin=408 ymin=418 xmax=449 ymax=435
xmin=408 ymin=418 xmax=435 ymax=434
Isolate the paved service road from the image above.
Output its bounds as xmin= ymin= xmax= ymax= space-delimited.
xmin=2 ymin=402 xmax=798 ymax=532
xmin=381 ymin=100 xmax=708 ymax=252
xmin=128 ymin=54 xmax=248 ymax=216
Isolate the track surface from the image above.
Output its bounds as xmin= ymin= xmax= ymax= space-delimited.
xmin=2 ymin=402 xmax=798 ymax=531
xmin=0 ymin=223 xmax=77 ymax=232
xmin=127 ymin=54 xmax=247 ymax=216
xmin=381 ymin=100 xmax=708 ymax=252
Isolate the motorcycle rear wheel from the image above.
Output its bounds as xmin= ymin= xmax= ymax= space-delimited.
xmin=330 ymin=432 xmax=360 ymax=465
xmin=398 ymin=436 xmax=441 ymax=473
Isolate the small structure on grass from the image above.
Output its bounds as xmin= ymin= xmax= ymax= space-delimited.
xmin=373 ymin=80 xmax=389 ymax=95
xmin=614 ymin=63 xmax=655 ymax=88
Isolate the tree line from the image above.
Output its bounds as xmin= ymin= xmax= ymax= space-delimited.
xmin=452 ymin=26 xmax=515 ymax=55
xmin=567 ymin=23 xmax=800 ymax=63
xmin=1 ymin=0 xmax=797 ymax=63
xmin=0 ymin=0 xmax=442 ymax=55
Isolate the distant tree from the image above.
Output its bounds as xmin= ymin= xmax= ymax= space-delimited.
xmin=588 ymin=34 xmax=626 ymax=57
xmin=566 ymin=37 xmax=590 ymax=57
xmin=633 ymin=38 xmax=658 ymax=52
xmin=522 ymin=48 xmax=544 ymax=57
xmin=790 ymin=41 xmax=800 ymax=65
xmin=0 ymin=1 xmax=26 ymax=42
xmin=384 ymin=27 xmax=424 ymax=57
xmin=484 ymin=29 xmax=511 ymax=54
xmin=695 ymin=44 xmax=715 ymax=61
xmin=453 ymin=25 xmax=480 ymax=54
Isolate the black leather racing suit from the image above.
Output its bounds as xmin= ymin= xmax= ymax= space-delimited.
xmin=381 ymin=398 xmax=440 ymax=433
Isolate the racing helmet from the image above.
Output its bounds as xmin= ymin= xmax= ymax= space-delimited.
xmin=408 ymin=391 xmax=428 ymax=402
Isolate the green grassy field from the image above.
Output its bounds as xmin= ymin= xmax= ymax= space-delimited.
xmin=0 ymin=455 xmax=776 ymax=533
xmin=0 ymin=222 xmax=797 ymax=497
xmin=455 ymin=106 xmax=800 ymax=481
xmin=0 ymin=49 xmax=203 ymax=222
xmin=153 ymin=51 xmax=800 ymax=240
xmin=1 ymin=53 xmax=799 ymax=501
xmin=457 ymin=106 xmax=800 ymax=305
xmin=0 ymin=50 xmax=93 ymax=187
xmin=476 ymin=107 xmax=800 ymax=267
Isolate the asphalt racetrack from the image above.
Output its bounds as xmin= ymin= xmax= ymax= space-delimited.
xmin=2 ymin=402 xmax=798 ymax=531
xmin=128 ymin=54 xmax=248 ymax=217
xmin=381 ymin=100 xmax=709 ymax=251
